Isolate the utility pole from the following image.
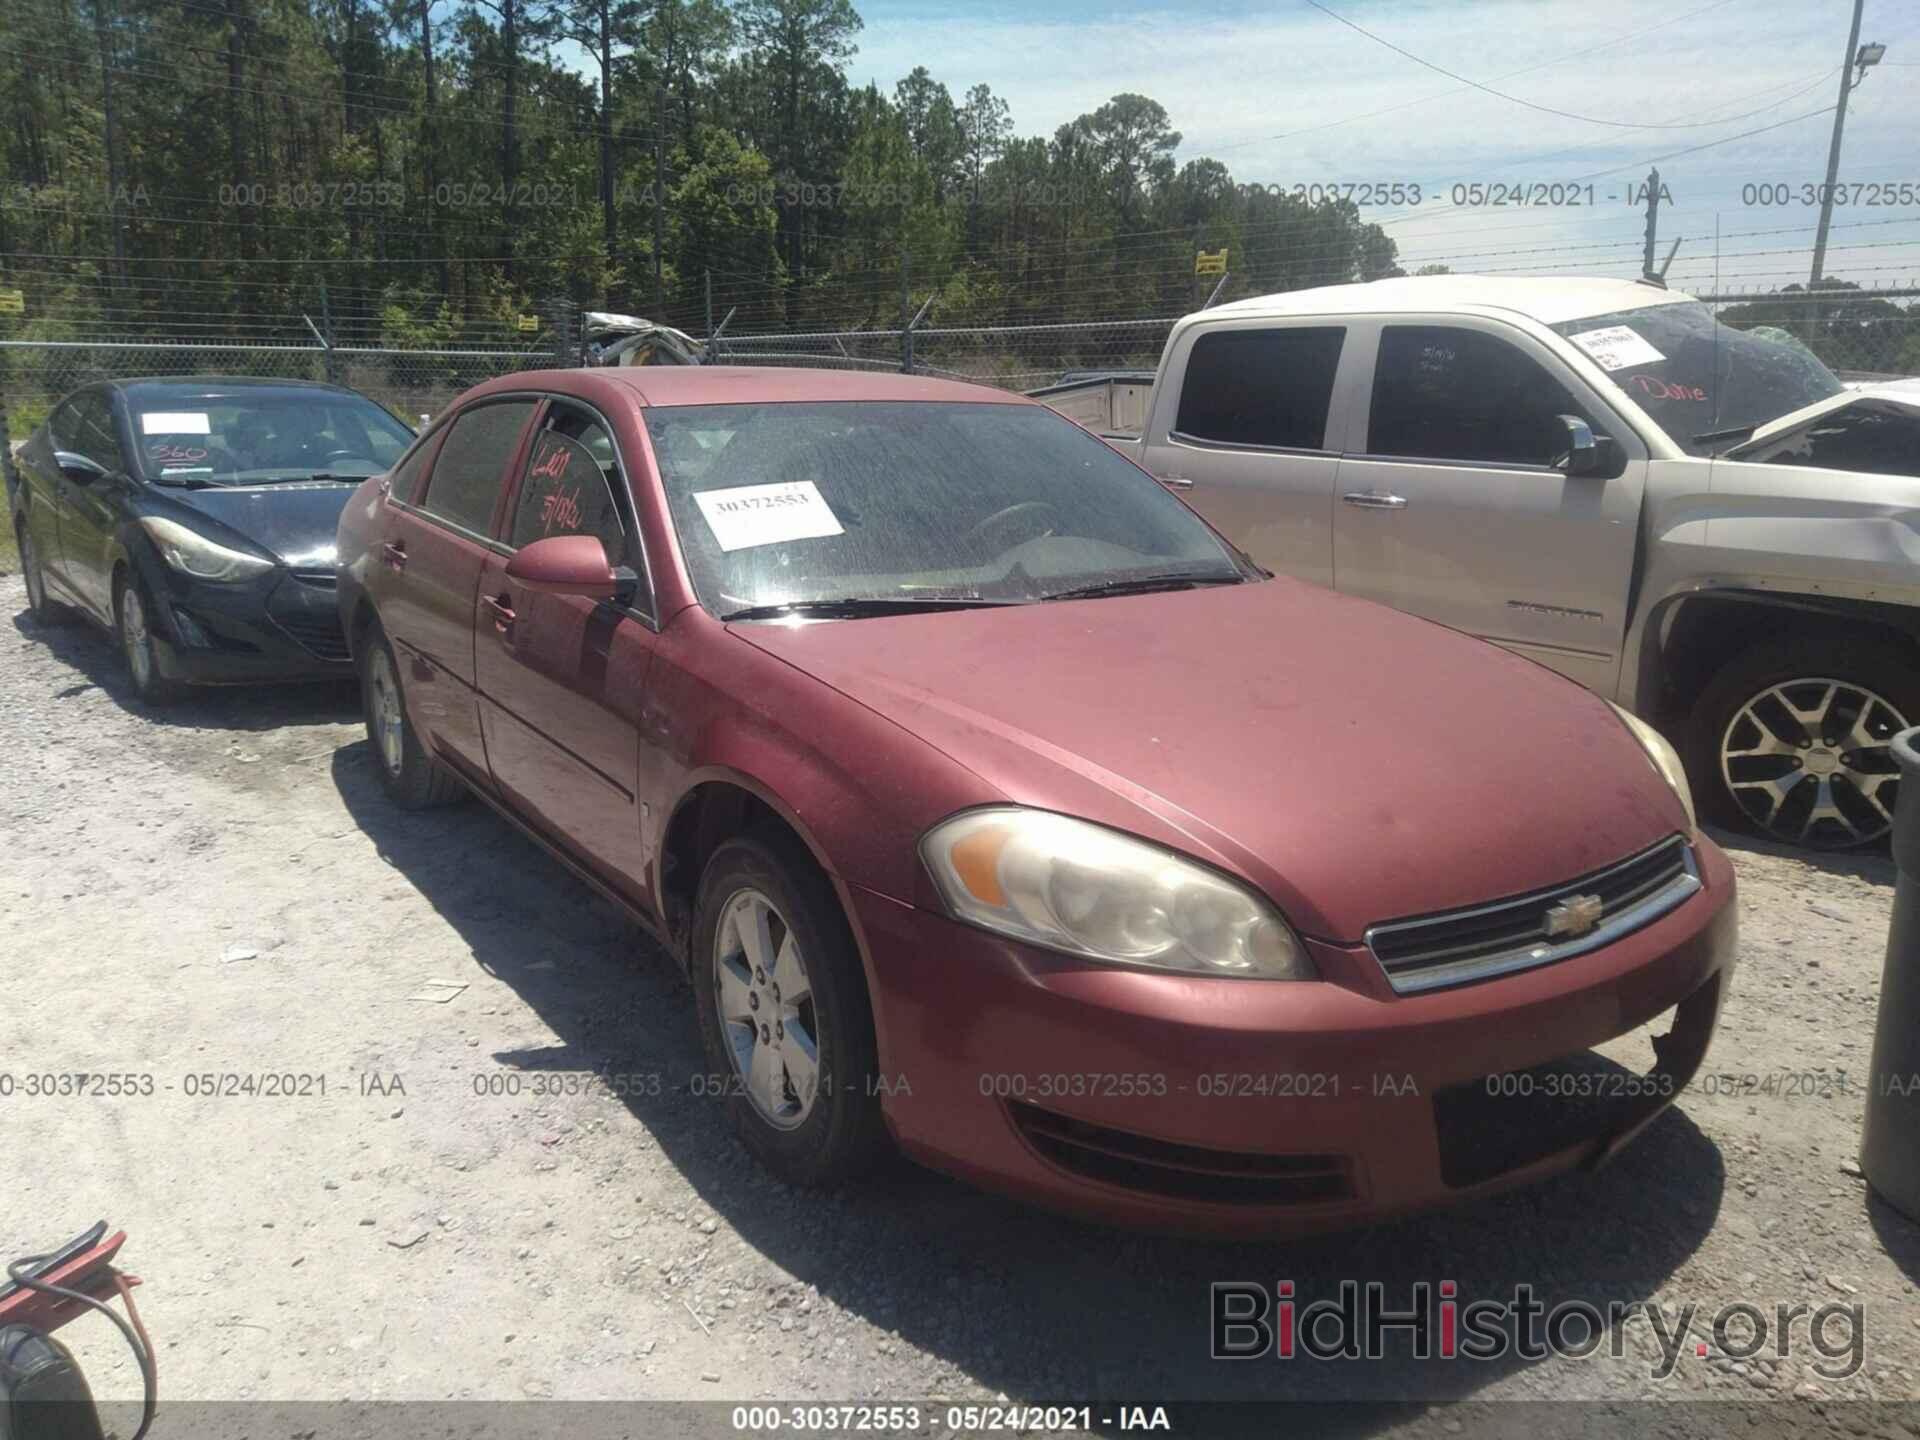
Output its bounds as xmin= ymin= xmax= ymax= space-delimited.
xmin=1641 ymin=167 xmax=1661 ymax=281
xmin=1810 ymin=0 xmax=1868 ymax=288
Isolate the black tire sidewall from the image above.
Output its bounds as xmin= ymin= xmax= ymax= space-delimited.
xmin=114 ymin=573 xmax=175 ymax=704
xmin=1688 ymin=636 xmax=1920 ymax=844
xmin=359 ymin=622 xmax=439 ymax=808
xmin=690 ymin=832 xmax=883 ymax=1186
xmin=19 ymin=524 xmax=42 ymax=611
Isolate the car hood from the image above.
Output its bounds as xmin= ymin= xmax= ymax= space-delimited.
xmin=732 ymin=579 xmax=1690 ymax=942
xmin=1734 ymin=384 xmax=1920 ymax=453
xmin=165 ymin=480 xmax=359 ymax=568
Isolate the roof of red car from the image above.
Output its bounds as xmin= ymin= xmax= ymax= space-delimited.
xmin=468 ymin=365 xmax=1029 ymax=409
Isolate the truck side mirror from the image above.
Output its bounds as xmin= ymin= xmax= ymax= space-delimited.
xmin=1553 ymin=415 xmax=1608 ymax=477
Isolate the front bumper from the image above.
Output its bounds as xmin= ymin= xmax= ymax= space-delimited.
xmin=847 ymin=836 xmax=1737 ymax=1234
xmin=145 ymin=562 xmax=354 ymax=685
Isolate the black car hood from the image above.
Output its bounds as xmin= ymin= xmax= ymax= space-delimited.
xmin=166 ymin=481 xmax=358 ymax=568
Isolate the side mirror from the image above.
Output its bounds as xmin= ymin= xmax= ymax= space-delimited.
xmin=54 ymin=451 xmax=107 ymax=486
xmin=1552 ymin=414 xmax=1609 ymax=477
xmin=506 ymin=534 xmax=636 ymax=604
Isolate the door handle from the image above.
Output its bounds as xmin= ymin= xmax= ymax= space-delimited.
xmin=1159 ymin=475 xmax=1195 ymax=490
xmin=1342 ymin=491 xmax=1408 ymax=510
xmin=482 ymin=593 xmax=516 ymax=633
xmin=381 ymin=540 xmax=408 ymax=567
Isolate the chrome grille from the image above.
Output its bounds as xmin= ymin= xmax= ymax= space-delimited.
xmin=1365 ymin=836 xmax=1699 ymax=995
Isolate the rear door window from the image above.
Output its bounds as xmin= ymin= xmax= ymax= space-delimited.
xmin=508 ymin=403 xmax=629 ymax=562
xmin=1368 ymin=325 xmax=1599 ymax=467
xmin=1174 ymin=327 xmax=1345 ymax=450
xmin=420 ymin=400 xmax=535 ymax=537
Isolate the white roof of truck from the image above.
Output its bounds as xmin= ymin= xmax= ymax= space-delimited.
xmin=1204 ymin=274 xmax=1696 ymax=327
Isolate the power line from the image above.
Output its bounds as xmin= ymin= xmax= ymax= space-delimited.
xmin=1303 ymin=0 xmax=1837 ymax=132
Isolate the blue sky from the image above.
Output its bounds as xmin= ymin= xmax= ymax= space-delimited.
xmin=842 ymin=0 xmax=1920 ymax=296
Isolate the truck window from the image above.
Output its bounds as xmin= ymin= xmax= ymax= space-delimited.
xmin=1369 ymin=326 xmax=1596 ymax=468
xmin=1174 ymin=327 xmax=1345 ymax=450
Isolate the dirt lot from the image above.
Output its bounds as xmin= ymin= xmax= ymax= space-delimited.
xmin=2 ymin=572 xmax=1917 ymax=1426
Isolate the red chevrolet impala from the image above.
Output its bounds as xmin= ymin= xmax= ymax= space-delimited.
xmin=336 ymin=367 xmax=1736 ymax=1232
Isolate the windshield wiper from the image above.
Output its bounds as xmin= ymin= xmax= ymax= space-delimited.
xmin=1042 ymin=571 xmax=1244 ymax=602
xmin=1694 ymin=424 xmax=1758 ymax=455
xmin=718 ymin=596 xmax=1024 ymax=622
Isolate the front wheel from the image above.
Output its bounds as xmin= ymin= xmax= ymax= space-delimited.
xmin=114 ymin=573 xmax=180 ymax=705
xmin=690 ymin=829 xmax=887 ymax=1187
xmin=359 ymin=621 xmax=465 ymax=809
xmin=1688 ymin=636 xmax=1920 ymax=849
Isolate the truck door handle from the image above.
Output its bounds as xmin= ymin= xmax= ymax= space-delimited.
xmin=1159 ymin=475 xmax=1195 ymax=490
xmin=381 ymin=540 xmax=408 ymax=567
xmin=1342 ymin=491 xmax=1408 ymax=510
xmin=482 ymin=593 xmax=516 ymax=633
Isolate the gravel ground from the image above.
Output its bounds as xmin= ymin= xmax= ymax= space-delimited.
xmin=2 ymin=573 xmax=1917 ymax=1427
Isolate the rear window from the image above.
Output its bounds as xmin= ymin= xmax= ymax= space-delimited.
xmin=1174 ymin=327 xmax=1345 ymax=450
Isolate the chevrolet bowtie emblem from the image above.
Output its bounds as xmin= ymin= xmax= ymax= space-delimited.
xmin=1544 ymin=893 xmax=1605 ymax=938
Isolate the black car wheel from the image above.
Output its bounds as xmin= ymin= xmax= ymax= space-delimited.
xmin=114 ymin=573 xmax=181 ymax=705
xmin=690 ymin=827 xmax=887 ymax=1187
xmin=359 ymin=620 xmax=465 ymax=809
xmin=17 ymin=521 xmax=73 ymax=626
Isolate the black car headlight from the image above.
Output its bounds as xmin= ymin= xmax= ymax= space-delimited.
xmin=138 ymin=517 xmax=275 ymax=583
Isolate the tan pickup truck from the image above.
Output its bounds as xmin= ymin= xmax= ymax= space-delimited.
xmin=1105 ymin=274 xmax=1920 ymax=850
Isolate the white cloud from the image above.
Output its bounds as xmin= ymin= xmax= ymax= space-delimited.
xmin=848 ymin=0 xmax=1920 ymax=293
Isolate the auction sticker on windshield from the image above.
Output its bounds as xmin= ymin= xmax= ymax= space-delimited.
xmin=694 ymin=480 xmax=844 ymax=552
xmin=140 ymin=410 xmax=212 ymax=435
xmin=1567 ymin=325 xmax=1665 ymax=372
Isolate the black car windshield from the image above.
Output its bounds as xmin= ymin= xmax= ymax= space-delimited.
xmin=134 ymin=391 xmax=414 ymax=485
xmin=1549 ymin=301 xmax=1844 ymax=456
xmin=642 ymin=400 xmax=1247 ymax=616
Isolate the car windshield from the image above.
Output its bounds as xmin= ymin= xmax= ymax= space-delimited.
xmin=135 ymin=392 xmax=415 ymax=485
xmin=1549 ymin=301 xmax=1844 ymax=457
xmin=644 ymin=400 xmax=1248 ymax=617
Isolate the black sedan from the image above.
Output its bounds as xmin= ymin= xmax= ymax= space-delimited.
xmin=9 ymin=377 xmax=415 ymax=701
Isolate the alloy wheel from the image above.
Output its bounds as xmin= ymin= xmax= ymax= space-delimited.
xmin=713 ymin=887 xmax=820 ymax=1131
xmin=1720 ymin=676 xmax=1907 ymax=847
xmin=367 ymin=647 xmax=405 ymax=778
xmin=121 ymin=586 xmax=154 ymax=690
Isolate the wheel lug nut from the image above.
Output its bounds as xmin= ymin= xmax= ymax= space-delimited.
xmin=755 ymin=967 xmax=766 ymax=984
xmin=760 ymin=1024 xmax=770 ymax=1044
xmin=748 ymin=991 xmax=759 ymax=1011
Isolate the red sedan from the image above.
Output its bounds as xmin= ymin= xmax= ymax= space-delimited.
xmin=336 ymin=367 xmax=1736 ymax=1232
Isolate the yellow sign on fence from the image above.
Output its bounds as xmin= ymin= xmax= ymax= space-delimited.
xmin=0 ymin=289 xmax=24 ymax=315
xmin=516 ymin=313 xmax=540 ymax=333
xmin=1194 ymin=249 xmax=1228 ymax=276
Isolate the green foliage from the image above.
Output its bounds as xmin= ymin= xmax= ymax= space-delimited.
xmin=0 ymin=0 xmax=1420 ymax=342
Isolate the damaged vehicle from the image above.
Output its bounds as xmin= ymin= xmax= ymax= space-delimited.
xmin=1112 ymin=276 xmax=1920 ymax=848
xmin=336 ymin=366 xmax=1733 ymax=1232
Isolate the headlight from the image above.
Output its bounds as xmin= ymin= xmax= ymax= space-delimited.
xmin=1609 ymin=703 xmax=1696 ymax=831
xmin=920 ymin=807 xmax=1314 ymax=978
xmin=139 ymin=516 xmax=275 ymax=583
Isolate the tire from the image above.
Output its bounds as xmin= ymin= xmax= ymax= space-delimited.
xmin=690 ymin=828 xmax=887 ymax=1187
xmin=114 ymin=572 xmax=182 ymax=705
xmin=16 ymin=520 xmax=74 ymax=626
xmin=1686 ymin=635 xmax=1920 ymax=850
xmin=358 ymin=619 xmax=465 ymax=809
